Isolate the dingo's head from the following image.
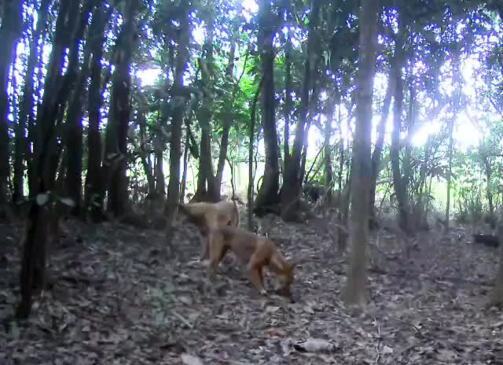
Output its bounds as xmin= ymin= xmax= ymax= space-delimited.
xmin=277 ymin=262 xmax=295 ymax=297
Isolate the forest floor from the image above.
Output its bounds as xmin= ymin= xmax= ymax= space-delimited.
xmin=1 ymin=213 xmax=502 ymax=364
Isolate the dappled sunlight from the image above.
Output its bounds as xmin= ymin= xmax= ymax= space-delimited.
xmin=454 ymin=113 xmax=484 ymax=150
xmin=411 ymin=121 xmax=442 ymax=147
xmin=137 ymin=68 xmax=162 ymax=87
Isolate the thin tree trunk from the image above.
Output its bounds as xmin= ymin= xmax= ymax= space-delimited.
xmin=85 ymin=4 xmax=111 ymax=221
xmin=254 ymin=0 xmax=280 ymax=215
xmin=137 ymin=108 xmax=155 ymax=196
xmin=165 ymin=4 xmax=191 ymax=235
xmin=323 ymin=104 xmax=335 ymax=196
xmin=280 ymin=0 xmax=320 ymax=220
xmin=194 ymin=114 xmax=216 ymax=201
xmin=402 ymin=83 xmax=416 ymax=228
xmin=17 ymin=0 xmax=80 ymax=319
xmin=194 ymin=16 xmax=217 ymax=202
xmin=390 ymin=27 xmax=409 ymax=234
xmin=484 ymin=158 xmax=495 ymax=227
xmin=0 ymin=0 xmax=23 ymax=216
xmin=418 ymin=137 xmax=432 ymax=227
xmin=105 ymin=0 xmax=138 ymax=217
xmin=342 ymin=0 xmax=379 ymax=307
xmin=215 ymin=120 xmax=230 ymax=199
xmin=304 ymin=143 xmax=324 ymax=184
xmin=445 ymin=54 xmax=461 ymax=231
xmin=369 ymin=75 xmax=394 ymax=226
xmin=248 ymin=77 xmax=263 ymax=230
xmin=215 ymin=39 xmax=238 ymax=194
xmin=445 ymin=116 xmax=454 ymax=230
xmin=14 ymin=0 xmax=51 ymax=204
xmin=489 ymin=222 xmax=503 ymax=307
xmin=65 ymin=4 xmax=98 ymax=215
xmin=283 ymin=26 xmax=292 ymax=166
xmin=153 ymin=121 xmax=166 ymax=198
xmin=180 ymin=126 xmax=191 ymax=203
xmin=337 ymin=120 xmax=348 ymax=252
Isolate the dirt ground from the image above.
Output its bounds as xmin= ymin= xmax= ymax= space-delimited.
xmin=1 ymin=214 xmax=502 ymax=364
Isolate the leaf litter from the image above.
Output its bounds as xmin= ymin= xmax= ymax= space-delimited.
xmin=0 ymin=217 xmax=502 ymax=364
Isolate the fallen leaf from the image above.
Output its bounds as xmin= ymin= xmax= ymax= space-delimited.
xmin=382 ymin=345 xmax=393 ymax=355
xmin=180 ymin=353 xmax=204 ymax=365
xmin=294 ymin=338 xmax=337 ymax=353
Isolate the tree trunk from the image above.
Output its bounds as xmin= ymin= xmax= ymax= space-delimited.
xmin=154 ymin=144 xmax=165 ymax=198
xmin=0 ymin=0 xmax=23 ymax=217
xmin=337 ymin=118 xmax=348 ymax=251
xmin=85 ymin=4 xmax=111 ymax=221
xmin=193 ymin=112 xmax=217 ymax=202
xmin=193 ymin=17 xmax=218 ymax=202
xmin=153 ymin=108 xmax=165 ymax=199
xmin=417 ymin=137 xmax=432 ymax=228
xmin=248 ymin=78 xmax=263 ymax=230
xmin=445 ymin=116 xmax=454 ymax=230
xmin=254 ymin=0 xmax=280 ymax=215
xmin=65 ymin=3 xmax=99 ymax=215
xmin=137 ymin=108 xmax=155 ymax=196
xmin=389 ymin=28 xmax=409 ymax=234
xmin=283 ymin=26 xmax=292 ymax=166
xmin=402 ymin=83 xmax=416 ymax=228
xmin=215 ymin=39 xmax=237 ymax=196
xmin=445 ymin=54 xmax=461 ymax=231
xmin=165 ymin=4 xmax=191 ymax=233
xmin=489 ymin=222 xmax=503 ymax=307
xmin=17 ymin=0 xmax=80 ymax=319
xmin=215 ymin=118 xmax=230 ymax=199
xmin=280 ymin=0 xmax=320 ymax=220
xmin=369 ymin=75 xmax=394 ymax=226
xmin=14 ymin=0 xmax=51 ymax=205
xmin=342 ymin=0 xmax=379 ymax=308
xmin=483 ymin=158 xmax=495 ymax=227
xmin=323 ymin=115 xmax=334 ymax=200
xmin=180 ymin=126 xmax=191 ymax=203
xmin=105 ymin=0 xmax=138 ymax=217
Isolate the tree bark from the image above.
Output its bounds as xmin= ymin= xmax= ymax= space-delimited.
xmin=193 ymin=16 xmax=218 ymax=202
xmin=0 ymin=0 xmax=23 ymax=216
xmin=369 ymin=75 xmax=394 ymax=226
xmin=165 ymin=4 xmax=191 ymax=233
xmin=489 ymin=222 xmax=503 ymax=307
xmin=323 ymin=104 xmax=335 ymax=196
xmin=254 ymin=0 xmax=280 ymax=215
xmin=483 ymin=157 xmax=495 ymax=227
xmin=17 ymin=0 xmax=80 ymax=319
xmin=154 ymin=137 xmax=166 ymax=198
xmin=14 ymin=0 xmax=51 ymax=205
xmin=85 ymin=3 xmax=111 ymax=221
xmin=342 ymin=0 xmax=379 ymax=308
xmin=283 ymin=26 xmax=292 ymax=166
xmin=390 ymin=25 xmax=409 ymax=234
xmin=280 ymin=0 xmax=320 ymax=220
xmin=193 ymin=110 xmax=217 ymax=201
xmin=105 ymin=0 xmax=138 ymax=217
xmin=248 ymin=77 xmax=263 ymax=230
xmin=180 ymin=125 xmax=191 ymax=203
xmin=65 ymin=3 xmax=98 ymax=215
xmin=215 ymin=37 xmax=237 ymax=196
xmin=445 ymin=54 xmax=461 ymax=231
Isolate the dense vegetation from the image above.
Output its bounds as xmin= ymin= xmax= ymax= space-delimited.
xmin=0 ymin=0 xmax=502 ymax=328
